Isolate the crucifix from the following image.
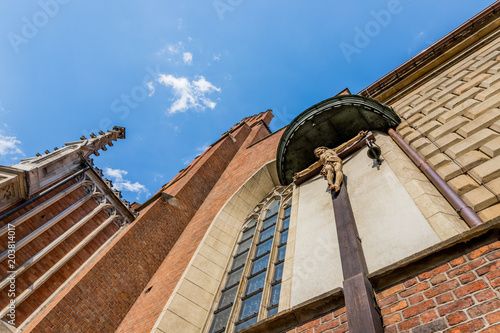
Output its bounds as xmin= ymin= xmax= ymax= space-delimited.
xmin=293 ymin=131 xmax=384 ymax=333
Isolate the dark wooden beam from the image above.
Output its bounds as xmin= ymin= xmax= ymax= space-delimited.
xmin=332 ymin=176 xmax=383 ymax=333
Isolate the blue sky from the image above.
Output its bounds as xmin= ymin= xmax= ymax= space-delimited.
xmin=0 ymin=0 xmax=496 ymax=203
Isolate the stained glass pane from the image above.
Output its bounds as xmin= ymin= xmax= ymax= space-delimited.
xmin=270 ymin=284 xmax=281 ymax=306
xmin=267 ymin=306 xmax=278 ymax=317
xmin=284 ymin=206 xmax=291 ymax=217
xmin=255 ymin=238 xmax=272 ymax=257
xmin=226 ymin=266 xmax=244 ymax=287
xmin=209 ymin=306 xmax=232 ymax=333
xmin=259 ymin=224 xmax=276 ymax=242
xmin=280 ymin=230 xmax=289 ymax=245
xmin=262 ymin=214 xmax=277 ymax=230
xmin=239 ymin=292 xmax=262 ymax=320
xmin=219 ymin=285 xmax=238 ymax=309
xmin=231 ymin=251 xmax=248 ymax=270
xmin=246 ymin=271 xmax=266 ymax=295
xmin=273 ymin=262 xmax=284 ymax=282
xmin=235 ymin=316 xmax=258 ymax=332
xmin=281 ymin=217 xmax=290 ymax=230
xmin=277 ymin=245 xmax=286 ymax=262
xmin=236 ymin=237 xmax=252 ymax=255
xmin=251 ymin=253 xmax=270 ymax=274
xmin=241 ymin=226 xmax=256 ymax=242
xmin=265 ymin=200 xmax=279 ymax=218
xmin=246 ymin=218 xmax=257 ymax=229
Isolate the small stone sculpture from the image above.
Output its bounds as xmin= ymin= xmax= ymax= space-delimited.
xmin=294 ymin=131 xmax=367 ymax=193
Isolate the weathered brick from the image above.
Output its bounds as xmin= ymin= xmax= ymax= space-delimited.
xmin=470 ymin=155 xmax=500 ymax=183
xmin=458 ymin=272 xmax=477 ymax=284
xmin=437 ymin=292 xmax=455 ymax=305
xmin=398 ymin=317 xmax=421 ymax=331
xmin=430 ymin=273 xmax=447 ymax=286
xmin=413 ymin=319 xmax=447 ymax=333
xmin=486 ymin=310 xmax=500 ymax=324
xmin=381 ymin=300 xmax=408 ymax=316
xmin=475 ymin=289 xmax=496 ymax=302
xmin=461 ymin=185 xmax=498 ymax=212
xmin=425 ymin=280 xmax=460 ymax=298
xmin=379 ymin=294 xmax=399 ymax=307
xmin=421 ymin=310 xmax=438 ymax=324
xmin=447 ymin=129 xmax=499 ymax=159
xmin=447 ymin=175 xmax=479 ymax=196
xmin=419 ymin=264 xmax=450 ymax=281
xmin=476 ymin=262 xmax=500 ymax=276
xmin=450 ymin=257 xmax=466 ymax=267
xmin=467 ymin=299 xmax=500 ymax=318
xmin=402 ymin=300 xmax=436 ymax=319
xmin=480 ymin=136 xmax=500 ymax=157
xmin=437 ymin=100 xmax=479 ymax=124
xmin=377 ymin=284 xmax=404 ymax=300
xmin=401 ymin=282 xmax=430 ymax=298
xmin=443 ymin=318 xmax=485 ymax=332
xmin=464 ymin=92 xmax=500 ymax=119
xmin=457 ymin=108 xmax=500 ymax=138
xmin=383 ymin=313 xmax=402 ymax=326
xmin=409 ymin=294 xmax=424 ymax=305
xmin=478 ymin=203 xmax=500 ymax=222
xmin=453 ymin=74 xmax=490 ymax=95
xmin=438 ymin=296 xmax=475 ymax=316
xmin=428 ymin=117 xmax=469 ymax=141
xmin=447 ymin=311 xmax=467 ymax=325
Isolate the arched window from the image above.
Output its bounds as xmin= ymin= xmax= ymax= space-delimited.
xmin=206 ymin=185 xmax=293 ymax=333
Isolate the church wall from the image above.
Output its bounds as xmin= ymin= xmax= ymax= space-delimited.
xmin=151 ymin=162 xmax=279 ymax=333
xmin=290 ymin=174 xmax=343 ymax=307
xmin=389 ymin=32 xmax=500 ymax=223
xmin=22 ymin=121 xmax=255 ymax=333
xmin=0 ymin=169 xmax=129 ymax=330
xmin=116 ymin=118 xmax=283 ymax=333
xmin=343 ymin=139 xmax=441 ymax=273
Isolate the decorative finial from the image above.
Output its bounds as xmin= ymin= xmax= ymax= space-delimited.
xmin=98 ymin=130 xmax=105 ymax=135
xmin=90 ymin=133 xmax=97 ymax=138
xmin=44 ymin=150 xmax=50 ymax=154
xmin=54 ymin=147 xmax=59 ymax=150
xmin=36 ymin=153 xmax=42 ymax=157
xmin=80 ymin=136 xmax=86 ymax=140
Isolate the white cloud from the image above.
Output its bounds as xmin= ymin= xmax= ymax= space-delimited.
xmin=213 ymin=54 xmax=220 ymax=61
xmin=104 ymin=167 xmax=149 ymax=200
xmin=183 ymin=52 xmax=193 ymax=65
xmin=0 ymin=131 xmax=24 ymax=163
xmin=196 ymin=144 xmax=209 ymax=152
xmin=146 ymin=81 xmax=155 ymax=97
xmin=157 ymin=74 xmax=221 ymax=114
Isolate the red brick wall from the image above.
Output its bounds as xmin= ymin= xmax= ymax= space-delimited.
xmin=378 ymin=241 xmax=500 ymax=332
xmin=0 ymin=176 xmax=120 ymax=326
xmin=116 ymin=122 xmax=284 ymax=332
xmin=285 ymin=307 xmax=349 ymax=333
xmin=23 ymin=114 xmax=271 ymax=332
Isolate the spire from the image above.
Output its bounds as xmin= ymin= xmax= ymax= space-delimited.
xmin=9 ymin=126 xmax=126 ymax=195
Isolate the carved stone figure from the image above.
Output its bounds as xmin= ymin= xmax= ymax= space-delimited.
xmin=294 ymin=131 xmax=367 ymax=193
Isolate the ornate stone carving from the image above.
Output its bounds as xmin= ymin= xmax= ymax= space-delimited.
xmin=294 ymin=131 xmax=368 ymax=193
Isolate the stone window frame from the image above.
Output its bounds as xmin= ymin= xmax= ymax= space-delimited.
xmin=204 ymin=185 xmax=293 ymax=333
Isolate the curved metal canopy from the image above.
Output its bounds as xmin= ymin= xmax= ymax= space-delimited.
xmin=276 ymin=95 xmax=401 ymax=185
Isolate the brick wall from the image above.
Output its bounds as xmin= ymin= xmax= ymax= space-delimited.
xmin=377 ymin=240 xmax=500 ymax=332
xmin=117 ymin=121 xmax=282 ymax=332
xmin=284 ymin=307 xmax=349 ymax=333
xmin=0 ymin=176 xmax=121 ymax=326
xmin=22 ymin=112 xmax=274 ymax=332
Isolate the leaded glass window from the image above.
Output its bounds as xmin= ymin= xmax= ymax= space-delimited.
xmin=206 ymin=185 xmax=293 ymax=333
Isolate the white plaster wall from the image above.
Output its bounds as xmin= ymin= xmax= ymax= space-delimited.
xmin=290 ymin=174 xmax=343 ymax=307
xmin=343 ymin=146 xmax=441 ymax=273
